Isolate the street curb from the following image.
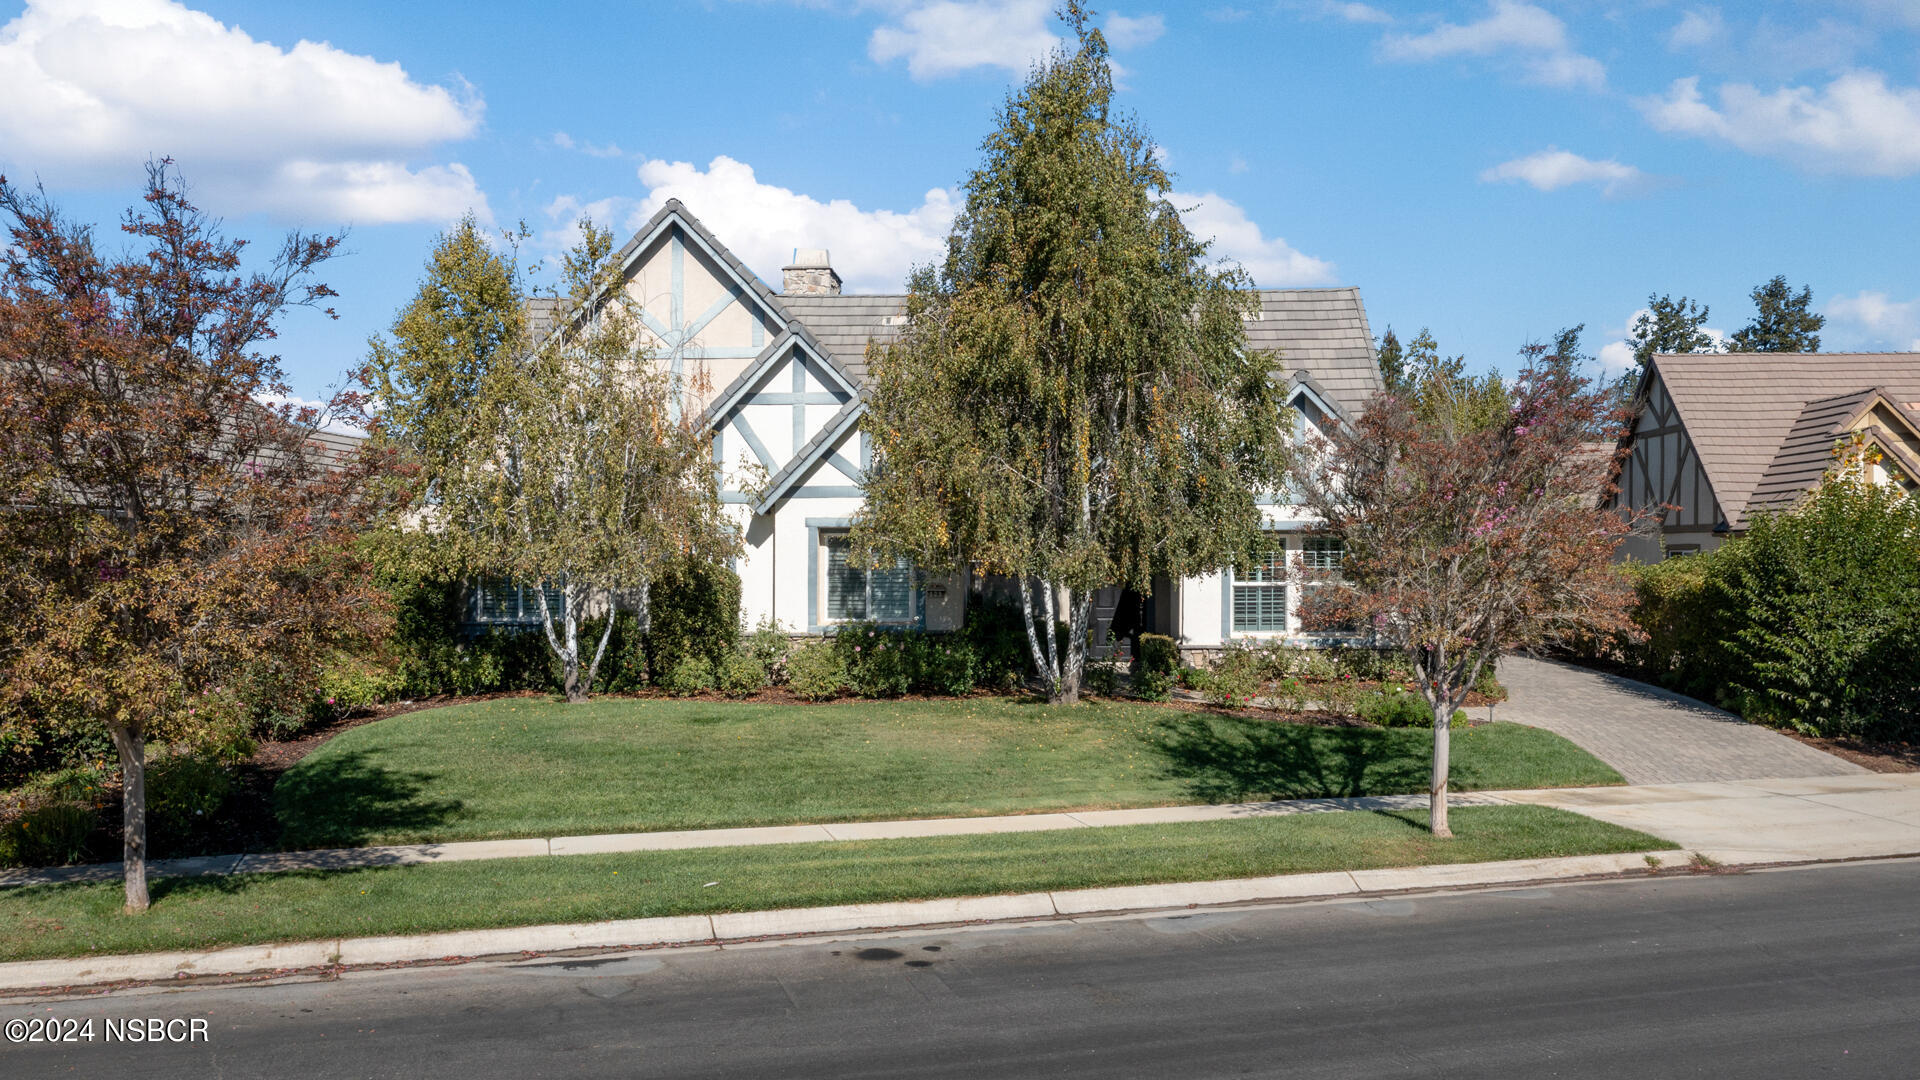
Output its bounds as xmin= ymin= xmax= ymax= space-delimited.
xmin=0 ymin=848 xmax=1693 ymax=995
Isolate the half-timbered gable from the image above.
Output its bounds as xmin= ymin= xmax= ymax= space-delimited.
xmin=1614 ymin=352 xmax=1920 ymax=561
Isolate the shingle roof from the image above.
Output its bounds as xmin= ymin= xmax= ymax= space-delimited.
xmin=1651 ymin=352 xmax=1920 ymax=526
xmin=778 ymin=286 xmax=1382 ymax=417
xmin=1746 ymin=387 xmax=1920 ymax=520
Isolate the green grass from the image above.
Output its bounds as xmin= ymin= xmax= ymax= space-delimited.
xmin=275 ymin=697 xmax=1622 ymax=849
xmin=0 ymin=806 xmax=1663 ymax=962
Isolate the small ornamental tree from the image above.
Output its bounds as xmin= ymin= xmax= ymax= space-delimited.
xmin=0 ymin=165 xmax=393 ymax=911
xmin=852 ymin=9 xmax=1292 ymax=704
xmin=362 ymin=220 xmax=735 ymax=702
xmin=1295 ymin=349 xmax=1642 ymax=836
xmin=1627 ymin=294 xmax=1717 ymax=367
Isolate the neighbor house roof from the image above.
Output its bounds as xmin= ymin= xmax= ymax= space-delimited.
xmin=776 ymin=286 xmax=1382 ymax=418
xmin=1649 ymin=352 xmax=1920 ymax=527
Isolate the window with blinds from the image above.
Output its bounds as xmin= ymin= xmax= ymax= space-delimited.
xmin=1231 ymin=544 xmax=1288 ymax=633
xmin=471 ymin=578 xmax=564 ymax=625
xmin=823 ymin=534 xmax=917 ymax=624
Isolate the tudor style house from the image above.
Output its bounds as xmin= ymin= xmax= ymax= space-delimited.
xmin=1612 ymin=351 xmax=1920 ymax=562
xmin=511 ymin=199 xmax=1382 ymax=650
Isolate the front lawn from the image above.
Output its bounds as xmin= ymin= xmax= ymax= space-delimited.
xmin=0 ymin=806 xmax=1663 ymax=963
xmin=274 ymin=697 xmax=1621 ymax=849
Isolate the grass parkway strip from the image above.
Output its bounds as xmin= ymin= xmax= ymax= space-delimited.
xmin=0 ymin=806 xmax=1664 ymax=964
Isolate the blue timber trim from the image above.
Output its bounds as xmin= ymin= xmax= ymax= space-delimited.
xmin=753 ymin=400 xmax=867 ymax=514
xmin=683 ymin=283 xmax=742 ymax=342
xmin=752 ymin=314 xmax=764 ymax=348
xmin=827 ymin=452 xmax=863 ymax=482
xmin=792 ymin=351 xmax=807 ymax=465
xmin=732 ymin=414 xmax=778 ymax=470
xmin=745 ymin=392 xmax=846 ymax=405
xmin=669 ymin=230 xmax=685 ymax=387
xmin=805 ymin=517 xmax=852 ymax=634
xmin=784 ymin=486 xmax=864 ymax=498
xmin=1221 ymin=570 xmax=1234 ymax=642
xmin=860 ymin=430 xmax=871 ymax=470
xmin=720 ymin=492 xmax=753 ymax=503
xmin=712 ymin=429 xmax=724 ymax=487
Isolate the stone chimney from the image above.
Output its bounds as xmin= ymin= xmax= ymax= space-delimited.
xmin=782 ymin=248 xmax=841 ymax=296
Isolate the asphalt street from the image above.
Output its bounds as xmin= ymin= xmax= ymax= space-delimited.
xmin=7 ymin=859 xmax=1919 ymax=1078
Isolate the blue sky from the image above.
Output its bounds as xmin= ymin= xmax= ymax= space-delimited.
xmin=5 ymin=0 xmax=1920 ymax=405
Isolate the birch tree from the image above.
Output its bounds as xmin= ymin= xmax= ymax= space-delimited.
xmin=363 ymin=220 xmax=734 ymax=702
xmin=1294 ymin=348 xmax=1641 ymax=835
xmin=852 ymin=7 xmax=1292 ymax=704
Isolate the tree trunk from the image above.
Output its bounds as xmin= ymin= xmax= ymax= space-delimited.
xmin=109 ymin=724 xmax=150 ymax=913
xmin=1429 ymin=700 xmax=1453 ymax=838
xmin=1052 ymin=590 xmax=1091 ymax=706
xmin=562 ymin=601 xmax=585 ymax=704
xmin=1017 ymin=575 xmax=1057 ymax=699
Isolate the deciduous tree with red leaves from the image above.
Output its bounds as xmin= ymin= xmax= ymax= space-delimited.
xmin=0 ymin=163 xmax=395 ymax=912
xmin=1294 ymin=347 xmax=1641 ymax=836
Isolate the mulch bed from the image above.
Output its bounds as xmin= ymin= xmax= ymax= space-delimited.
xmin=1781 ymin=731 xmax=1920 ymax=774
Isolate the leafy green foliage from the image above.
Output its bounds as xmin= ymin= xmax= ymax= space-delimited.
xmin=1627 ymin=294 xmax=1717 ymax=367
xmin=146 ymin=755 xmax=233 ymax=853
xmin=1357 ymin=687 xmax=1434 ymax=728
xmin=361 ymin=217 xmax=735 ymax=702
xmin=645 ymin=561 xmax=742 ymax=683
xmin=1376 ymin=327 xmax=1409 ymax=394
xmin=714 ymin=653 xmax=769 ymax=699
xmin=1133 ymin=634 xmax=1180 ymax=701
xmin=784 ymin=642 xmax=849 ymax=701
xmin=741 ymin=619 xmax=792 ymax=685
xmin=0 ymin=802 xmax=98 ymax=868
xmin=1200 ymin=649 xmax=1263 ymax=709
xmin=1711 ymin=480 xmax=1919 ymax=738
xmin=1730 ymin=275 xmax=1823 ymax=353
xmin=660 ymin=656 xmax=716 ymax=697
xmin=852 ymin=10 xmax=1292 ymax=703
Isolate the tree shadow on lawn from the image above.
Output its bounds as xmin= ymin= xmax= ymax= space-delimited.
xmin=1146 ymin=716 xmax=1428 ymax=802
xmin=272 ymin=750 xmax=465 ymax=851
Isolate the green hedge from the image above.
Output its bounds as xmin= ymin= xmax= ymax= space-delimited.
xmin=1583 ymin=479 xmax=1920 ymax=742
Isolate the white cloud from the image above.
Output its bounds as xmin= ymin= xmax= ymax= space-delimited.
xmin=1379 ymin=1 xmax=1603 ymax=90
xmin=1640 ymin=71 xmax=1920 ymax=176
xmin=1321 ymin=2 xmax=1392 ymax=25
xmin=0 ymin=0 xmax=485 ymax=223
xmin=550 ymin=132 xmax=630 ymax=160
xmin=1597 ymin=339 xmax=1636 ymax=375
xmin=1827 ymin=290 xmax=1920 ymax=347
xmin=1105 ymin=12 xmax=1166 ymax=49
xmin=541 ymin=159 xmax=1332 ymax=295
xmin=1480 ymin=148 xmax=1645 ymax=196
xmin=596 ymin=156 xmax=958 ymax=294
xmin=1667 ymin=8 xmax=1723 ymax=49
xmin=868 ymin=0 xmax=1059 ymax=80
xmin=1174 ymin=191 xmax=1336 ymax=287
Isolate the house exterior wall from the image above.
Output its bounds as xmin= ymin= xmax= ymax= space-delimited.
xmin=1612 ymin=371 xmax=1727 ymax=562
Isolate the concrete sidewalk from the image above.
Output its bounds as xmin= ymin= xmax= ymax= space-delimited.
xmin=1504 ymin=772 xmax=1920 ymax=864
xmin=9 ymin=772 xmax=1920 ymax=995
xmin=0 ymin=790 xmax=1514 ymax=890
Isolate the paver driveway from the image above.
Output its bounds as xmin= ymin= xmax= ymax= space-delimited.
xmin=1495 ymin=655 xmax=1862 ymax=784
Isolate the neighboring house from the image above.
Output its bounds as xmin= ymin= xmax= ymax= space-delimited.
xmin=524 ymin=199 xmax=1382 ymax=650
xmin=1612 ymin=351 xmax=1920 ymax=562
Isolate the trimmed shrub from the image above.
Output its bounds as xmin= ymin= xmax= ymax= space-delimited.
xmin=786 ymin=641 xmax=848 ymax=701
xmin=1357 ymin=686 xmax=1433 ymax=728
xmin=920 ymin=639 xmax=979 ymax=696
xmin=960 ymin=600 xmax=1031 ymax=691
xmin=1134 ymin=634 xmax=1179 ymax=701
xmin=742 ymin=619 xmax=792 ymax=685
xmin=146 ymin=754 xmax=232 ymax=848
xmin=839 ymin=627 xmax=912 ymax=698
xmin=0 ymin=802 xmax=98 ymax=868
xmin=646 ymin=561 xmax=742 ymax=683
xmin=660 ymin=656 xmax=716 ymax=697
xmin=1708 ymin=480 xmax=1920 ymax=740
xmin=714 ymin=652 xmax=769 ymax=698
xmin=1204 ymin=648 xmax=1264 ymax=708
